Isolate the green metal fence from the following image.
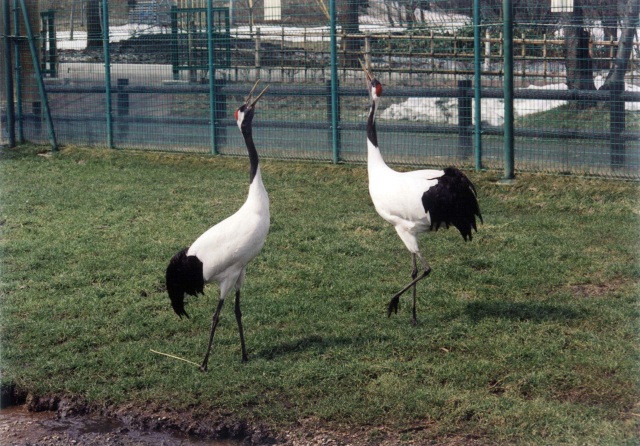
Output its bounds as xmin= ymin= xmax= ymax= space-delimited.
xmin=1 ymin=0 xmax=639 ymax=179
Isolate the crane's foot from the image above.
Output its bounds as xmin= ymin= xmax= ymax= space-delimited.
xmin=387 ymin=295 xmax=400 ymax=317
xmin=387 ymin=268 xmax=431 ymax=321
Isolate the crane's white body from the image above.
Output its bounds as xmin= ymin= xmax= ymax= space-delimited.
xmin=187 ymin=169 xmax=269 ymax=300
xmin=367 ymin=138 xmax=443 ymax=254
xmin=360 ymin=65 xmax=481 ymax=324
xmin=166 ymin=81 xmax=271 ymax=369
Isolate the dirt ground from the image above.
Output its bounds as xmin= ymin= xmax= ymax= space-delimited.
xmin=0 ymin=404 xmax=241 ymax=446
xmin=0 ymin=394 xmax=364 ymax=446
xmin=0 ymin=383 xmax=487 ymax=446
xmin=0 ymin=403 xmax=484 ymax=446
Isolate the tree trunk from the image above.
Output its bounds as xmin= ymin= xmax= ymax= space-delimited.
xmin=17 ymin=0 xmax=40 ymax=110
xmin=600 ymin=0 xmax=640 ymax=91
xmin=565 ymin=0 xmax=596 ymax=108
xmin=341 ymin=0 xmax=361 ymax=68
xmin=86 ymin=0 xmax=103 ymax=49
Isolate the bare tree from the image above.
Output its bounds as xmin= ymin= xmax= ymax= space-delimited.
xmin=86 ymin=0 xmax=103 ymax=49
xmin=565 ymin=0 xmax=596 ymax=102
xmin=599 ymin=0 xmax=640 ymax=90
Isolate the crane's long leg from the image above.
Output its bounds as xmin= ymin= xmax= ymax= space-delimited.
xmin=411 ymin=254 xmax=418 ymax=326
xmin=234 ymin=289 xmax=248 ymax=363
xmin=201 ymin=299 xmax=225 ymax=372
xmin=387 ymin=252 xmax=431 ymax=321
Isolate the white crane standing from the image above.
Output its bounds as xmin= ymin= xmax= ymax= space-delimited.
xmin=360 ymin=61 xmax=482 ymax=325
xmin=165 ymin=81 xmax=270 ymax=370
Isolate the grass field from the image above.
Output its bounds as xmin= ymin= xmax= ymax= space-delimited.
xmin=0 ymin=143 xmax=638 ymax=444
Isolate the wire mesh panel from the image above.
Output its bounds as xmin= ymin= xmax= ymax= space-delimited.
xmin=2 ymin=0 xmax=639 ymax=178
xmin=505 ymin=0 xmax=640 ymax=177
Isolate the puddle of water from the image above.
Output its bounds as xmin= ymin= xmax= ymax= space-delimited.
xmin=0 ymin=405 xmax=240 ymax=446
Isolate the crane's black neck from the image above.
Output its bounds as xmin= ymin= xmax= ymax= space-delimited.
xmin=242 ymin=126 xmax=259 ymax=183
xmin=367 ymin=101 xmax=379 ymax=148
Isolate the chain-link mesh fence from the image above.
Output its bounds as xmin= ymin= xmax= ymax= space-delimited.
xmin=1 ymin=0 xmax=639 ymax=178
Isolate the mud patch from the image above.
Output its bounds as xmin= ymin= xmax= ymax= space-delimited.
xmin=0 ymin=384 xmax=277 ymax=446
xmin=0 ymin=384 xmax=472 ymax=445
xmin=0 ymin=404 xmax=241 ymax=446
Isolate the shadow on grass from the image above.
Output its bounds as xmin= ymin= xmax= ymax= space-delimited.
xmin=465 ymin=300 xmax=585 ymax=323
xmin=255 ymin=334 xmax=390 ymax=360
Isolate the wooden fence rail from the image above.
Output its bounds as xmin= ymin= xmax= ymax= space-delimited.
xmin=216 ymin=27 xmax=640 ymax=83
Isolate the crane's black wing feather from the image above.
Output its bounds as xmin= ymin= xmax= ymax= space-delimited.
xmin=166 ymin=247 xmax=204 ymax=318
xmin=421 ymin=167 xmax=483 ymax=241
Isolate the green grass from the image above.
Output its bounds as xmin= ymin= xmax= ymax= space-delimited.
xmin=1 ymin=143 xmax=639 ymax=444
xmin=517 ymin=104 xmax=640 ymax=132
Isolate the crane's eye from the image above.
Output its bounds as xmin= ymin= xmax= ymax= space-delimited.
xmin=234 ymin=108 xmax=240 ymax=121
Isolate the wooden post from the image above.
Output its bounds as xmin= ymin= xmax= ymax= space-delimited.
xmin=281 ymin=27 xmax=285 ymax=81
xmin=610 ymin=80 xmax=625 ymax=169
xmin=117 ymin=78 xmax=129 ymax=139
xmin=408 ymin=33 xmax=413 ymax=77
xmin=521 ymin=32 xmax=526 ymax=79
xmin=341 ymin=29 xmax=347 ymax=78
xmin=364 ymin=35 xmax=371 ymax=69
xmin=388 ymin=31 xmax=392 ymax=82
xmin=430 ymin=31 xmax=435 ymax=73
xmin=255 ymin=27 xmax=260 ymax=80
xmin=457 ymin=79 xmax=472 ymax=159
xmin=453 ymin=31 xmax=458 ymax=82
xmin=484 ymin=28 xmax=490 ymax=71
xmin=543 ymin=34 xmax=547 ymax=81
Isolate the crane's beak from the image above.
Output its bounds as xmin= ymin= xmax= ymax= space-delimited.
xmin=245 ymin=80 xmax=269 ymax=108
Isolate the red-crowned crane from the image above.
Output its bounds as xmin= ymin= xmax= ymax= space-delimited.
xmin=165 ymin=80 xmax=270 ymax=371
xmin=360 ymin=61 xmax=482 ymax=325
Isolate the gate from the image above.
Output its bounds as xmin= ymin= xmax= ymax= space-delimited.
xmin=170 ymin=6 xmax=230 ymax=82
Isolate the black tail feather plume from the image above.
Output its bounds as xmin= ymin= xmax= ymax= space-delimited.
xmin=421 ymin=167 xmax=483 ymax=241
xmin=165 ymin=247 xmax=205 ymax=318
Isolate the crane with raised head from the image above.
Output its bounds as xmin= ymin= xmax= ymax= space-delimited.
xmin=360 ymin=61 xmax=482 ymax=325
xmin=165 ymin=80 xmax=270 ymax=370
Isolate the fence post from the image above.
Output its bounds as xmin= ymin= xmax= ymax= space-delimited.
xmin=458 ymin=79 xmax=472 ymax=160
xmin=255 ymin=28 xmax=260 ymax=80
xmin=610 ymin=80 xmax=625 ymax=169
xmin=501 ymin=0 xmax=515 ymax=182
xmin=44 ymin=10 xmax=56 ymax=77
xmin=13 ymin=0 xmax=24 ymax=143
xmin=215 ymin=78 xmax=227 ymax=147
xmin=329 ymin=0 xmax=339 ymax=163
xmin=326 ymin=79 xmax=341 ymax=161
xmin=18 ymin=0 xmax=57 ymax=150
xmin=473 ymin=0 xmax=482 ymax=171
xmin=117 ymin=78 xmax=129 ymax=140
xmin=207 ymin=0 xmax=218 ymax=155
xmin=3 ymin=0 xmax=16 ymax=147
xmin=171 ymin=6 xmax=179 ymax=81
xmin=101 ymin=0 xmax=113 ymax=149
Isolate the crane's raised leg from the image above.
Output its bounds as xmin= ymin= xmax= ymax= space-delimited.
xmin=387 ymin=252 xmax=431 ymax=323
xmin=234 ymin=288 xmax=248 ymax=362
xmin=201 ymin=299 xmax=225 ymax=372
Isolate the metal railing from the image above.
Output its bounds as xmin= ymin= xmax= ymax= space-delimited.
xmin=1 ymin=0 xmax=639 ymax=179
